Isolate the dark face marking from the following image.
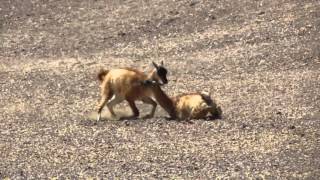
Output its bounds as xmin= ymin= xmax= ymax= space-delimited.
xmin=157 ymin=66 xmax=168 ymax=84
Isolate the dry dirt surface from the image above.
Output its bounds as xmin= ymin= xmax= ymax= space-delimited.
xmin=1 ymin=0 xmax=320 ymax=178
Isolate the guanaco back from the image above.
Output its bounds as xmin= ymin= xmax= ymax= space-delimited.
xmin=172 ymin=92 xmax=222 ymax=120
xmin=96 ymin=61 xmax=176 ymax=121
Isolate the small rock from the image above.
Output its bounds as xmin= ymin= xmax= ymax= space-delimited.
xmin=117 ymin=31 xmax=126 ymax=37
xmin=209 ymin=15 xmax=216 ymax=20
xmin=234 ymin=165 xmax=241 ymax=172
xmin=169 ymin=11 xmax=179 ymax=15
xmin=289 ymin=125 xmax=295 ymax=130
xmin=124 ymin=120 xmax=130 ymax=126
xmin=189 ymin=1 xmax=198 ymax=6
xmin=241 ymin=124 xmax=248 ymax=129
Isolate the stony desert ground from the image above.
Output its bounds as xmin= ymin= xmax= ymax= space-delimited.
xmin=1 ymin=0 xmax=320 ymax=178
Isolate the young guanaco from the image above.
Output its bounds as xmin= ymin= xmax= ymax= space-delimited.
xmin=171 ymin=92 xmax=222 ymax=120
xmin=96 ymin=61 xmax=176 ymax=121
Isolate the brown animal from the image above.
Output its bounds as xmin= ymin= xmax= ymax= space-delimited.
xmin=96 ymin=61 xmax=176 ymax=121
xmin=171 ymin=92 xmax=222 ymax=120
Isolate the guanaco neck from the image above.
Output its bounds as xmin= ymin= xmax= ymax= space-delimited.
xmin=146 ymin=69 xmax=158 ymax=82
xmin=151 ymin=85 xmax=176 ymax=119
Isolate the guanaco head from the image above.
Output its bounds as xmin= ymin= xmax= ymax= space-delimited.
xmin=150 ymin=61 xmax=168 ymax=85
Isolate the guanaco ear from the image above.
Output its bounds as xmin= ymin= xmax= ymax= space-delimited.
xmin=160 ymin=61 xmax=164 ymax=66
xmin=152 ymin=61 xmax=159 ymax=69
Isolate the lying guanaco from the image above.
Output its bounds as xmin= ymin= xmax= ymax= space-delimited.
xmin=96 ymin=61 xmax=176 ymax=121
xmin=171 ymin=92 xmax=222 ymax=120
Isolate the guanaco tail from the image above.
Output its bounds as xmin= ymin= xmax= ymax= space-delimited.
xmin=96 ymin=61 xmax=176 ymax=121
xmin=171 ymin=91 xmax=222 ymax=120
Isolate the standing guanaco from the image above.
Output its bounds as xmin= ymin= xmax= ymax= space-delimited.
xmin=96 ymin=61 xmax=176 ymax=121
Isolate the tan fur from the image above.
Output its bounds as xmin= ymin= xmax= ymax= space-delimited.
xmin=96 ymin=67 xmax=176 ymax=121
xmin=172 ymin=92 xmax=222 ymax=120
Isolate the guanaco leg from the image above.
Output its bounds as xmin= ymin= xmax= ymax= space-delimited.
xmin=106 ymin=95 xmax=124 ymax=118
xmin=96 ymin=85 xmax=114 ymax=121
xmin=97 ymin=89 xmax=124 ymax=121
xmin=141 ymin=97 xmax=157 ymax=119
xmin=96 ymin=94 xmax=109 ymax=121
xmin=125 ymin=99 xmax=140 ymax=120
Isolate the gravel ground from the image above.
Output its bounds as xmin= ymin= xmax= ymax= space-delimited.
xmin=1 ymin=0 xmax=320 ymax=178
